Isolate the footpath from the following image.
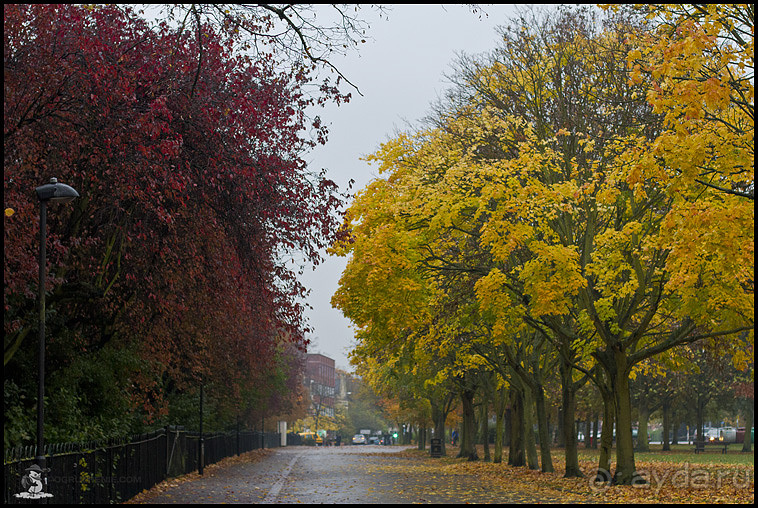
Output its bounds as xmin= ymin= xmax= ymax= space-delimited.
xmin=126 ymin=446 xmax=585 ymax=504
xmin=126 ymin=448 xmax=282 ymax=504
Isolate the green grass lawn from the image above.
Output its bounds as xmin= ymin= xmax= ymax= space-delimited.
xmin=416 ymin=442 xmax=754 ymax=470
xmin=572 ymin=443 xmax=754 ymax=466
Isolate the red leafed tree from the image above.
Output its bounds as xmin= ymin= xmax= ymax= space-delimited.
xmin=735 ymin=382 xmax=754 ymax=400
xmin=4 ymin=4 xmax=347 ymax=436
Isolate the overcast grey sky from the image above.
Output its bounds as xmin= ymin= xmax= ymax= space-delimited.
xmin=299 ymin=4 xmax=522 ymax=371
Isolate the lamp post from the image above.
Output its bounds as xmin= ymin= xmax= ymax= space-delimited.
xmin=35 ymin=177 xmax=78 ymax=475
xmin=198 ymin=378 xmax=204 ymax=475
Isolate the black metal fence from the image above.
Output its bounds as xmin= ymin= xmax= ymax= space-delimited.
xmin=4 ymin=426 xmax=281 ymax=504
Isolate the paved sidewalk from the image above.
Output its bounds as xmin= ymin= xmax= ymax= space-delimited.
xmin=128 ymin=446 xmax=581 ymax=504
xmin=127 ymin=449 xmax=286 ymax=504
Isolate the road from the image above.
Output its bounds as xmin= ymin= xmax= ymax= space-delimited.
xmin=138 ymin=445 xmax=570 ymax=504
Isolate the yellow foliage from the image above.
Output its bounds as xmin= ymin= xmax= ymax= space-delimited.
xmin=334 ymin=4 xmax=753 ymax=425
xmin=519 ymin=243 xmax=586 ymax=318
xmin=626 ymin=4 xmax=753 ymax=199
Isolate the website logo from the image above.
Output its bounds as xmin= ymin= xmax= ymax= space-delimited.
xmin=14 ymin=464 xmax=54 ymax=500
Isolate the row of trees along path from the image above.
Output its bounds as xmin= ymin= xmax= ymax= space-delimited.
xmin=332 ymin=4 xmax=753 ymax=486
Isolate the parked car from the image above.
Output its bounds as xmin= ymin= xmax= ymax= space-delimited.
xmin=352 ymin=433 xmax=366 ymax=445
xmin=298 ymin=431 xmax=322 ymax=446
xmin=368 ymin=436 xmax=380 ymax=445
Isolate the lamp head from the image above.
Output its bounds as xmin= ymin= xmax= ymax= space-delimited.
xmin=35 ymin=178 xmax=79 ymax=203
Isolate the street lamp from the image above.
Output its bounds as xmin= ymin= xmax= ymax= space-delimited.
xmin=35 ymin=177 xmax=78 ymax=477
xmin=198 ymin=377 xmax=204 ymax=475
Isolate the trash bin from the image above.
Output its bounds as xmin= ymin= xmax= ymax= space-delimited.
xmin=430 ymin=438 xmax=442 ymax=458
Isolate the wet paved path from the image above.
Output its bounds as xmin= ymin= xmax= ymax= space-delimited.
xmin=136 ymin=445 xmax=573 ymax=504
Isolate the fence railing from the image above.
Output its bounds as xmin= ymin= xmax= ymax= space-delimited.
xmin=4 ymin=426 xmax=281 ymax=504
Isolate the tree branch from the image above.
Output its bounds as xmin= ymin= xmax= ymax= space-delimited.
xmin=258 ymin=4 xmax=364 ymax=96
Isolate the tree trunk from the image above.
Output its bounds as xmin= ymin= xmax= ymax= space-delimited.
xmin=696 ymin=394 xmax=706 ymax=445
xmin=522 ymin=385 xmax=539 ymax=470
xmin=661 ymin=399 xmax=671 ymax=451
xmin=671 ymin=410 xmax=680 ymax=445
xmin=636 ymin=400 xmax=650 ymax=452
xmin=742 ymin=405 xmax=753 ymax=453
xmin=592 ymin=412 xmax=599 ymax=449
xmin=431 ymin=399 xmax=447 ymax=457
xmin=597 ymin=377 xmax=615 ymax=483
xmin=534 ymin=384 xmax=554 ymax=472
xmin=480 ymin=399 xmax=491 ymax=461
xmin=556 ymin=406 xmax=564 ymax=447
xmin=508 ymin=387 xmax=525 ymax=467
xmin=560 ymin=359 xmax=582 ymax=477
xmin=458 ymin=388 xmax=479 ymax=461
xmin=611 ymin=347 xmax=641 ymax=485
xmin=494 ymin=386 xmax=507 ymax=463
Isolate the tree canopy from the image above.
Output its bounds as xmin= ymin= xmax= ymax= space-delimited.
xmin=333 ymin=4 xmax=753 ymax=486
xmin=4 ymin=3 xmax=350 ymax=444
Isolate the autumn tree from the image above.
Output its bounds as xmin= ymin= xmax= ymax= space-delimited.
xmin=4 ymin=4 xmax=349 ymax=444
xmin=432 ymin=5 xmax=753 ymax=485
xmin=331 ymin=141 xmax=485 ymax=459
xmin=333 ymin=4 xmax=752 ymax=489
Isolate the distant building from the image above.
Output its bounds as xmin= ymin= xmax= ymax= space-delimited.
xmin=335 ymin=369 xmax=358 ymax=410
xmin=305 ymin=353 xmax=335 ymax=418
